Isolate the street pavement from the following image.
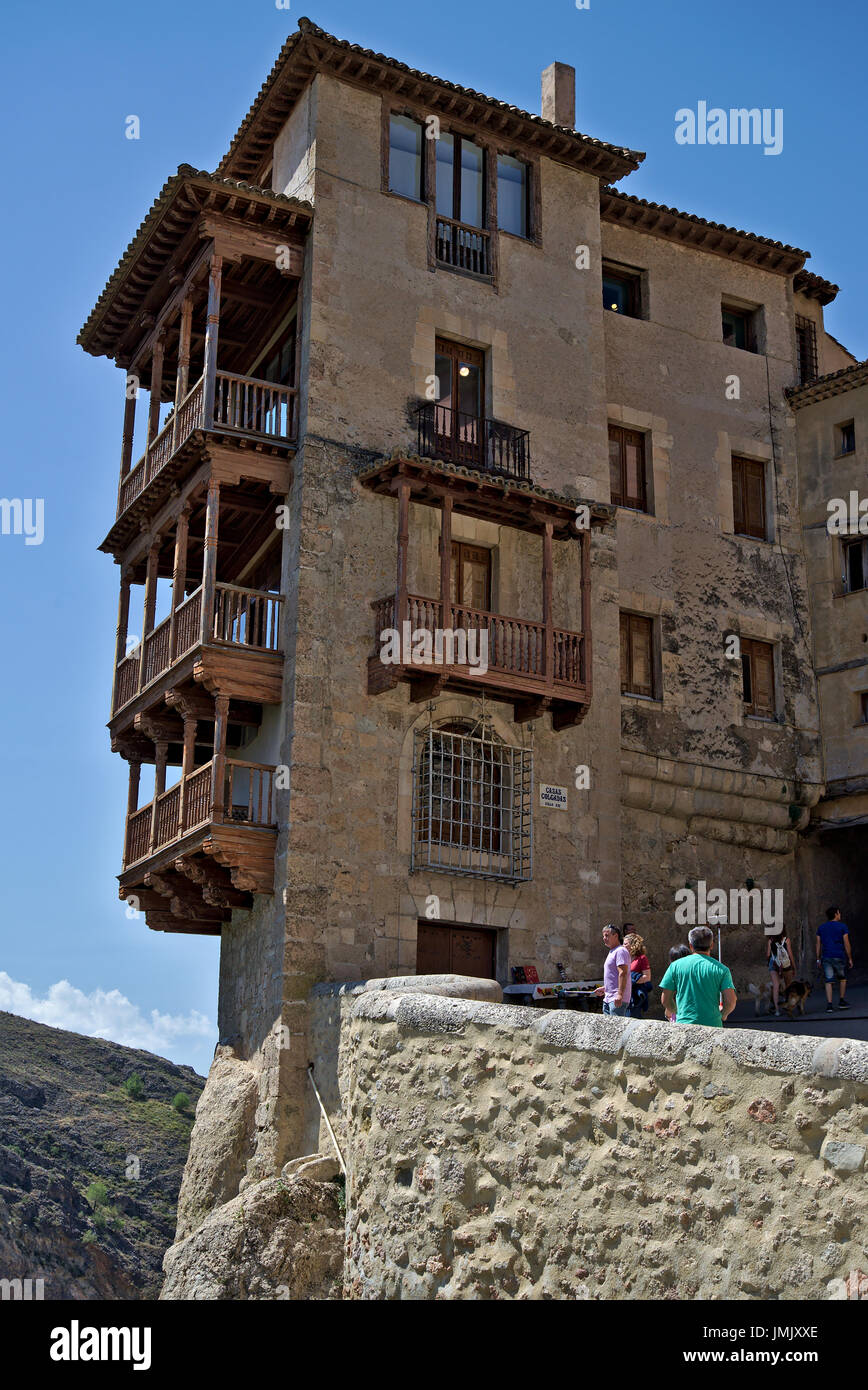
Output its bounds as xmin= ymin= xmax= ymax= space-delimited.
xmin=727 ymin=974 xmax=868 ymax=1042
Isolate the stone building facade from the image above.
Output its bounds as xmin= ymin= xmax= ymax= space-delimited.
xmin=79 ymin=19 xmax=865 ymax=1186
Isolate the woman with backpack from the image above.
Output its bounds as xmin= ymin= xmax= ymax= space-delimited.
xmin=766 ymin=926 xmax=796 ymax=1017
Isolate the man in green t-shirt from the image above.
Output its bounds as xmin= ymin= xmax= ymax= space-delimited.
xmin=659 ymin=926 xmax=737 ymax=1027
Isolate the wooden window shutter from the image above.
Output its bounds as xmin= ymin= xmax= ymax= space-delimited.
xmin=620 ymin=612 xmax=654 ymax=697
xmin=630 ymin=614 xmax=653 ymax=696
xmin=619 ymin=612 xmax=630 ymax=692
xmin=742 ymin=638 xmax=775 ymax=717
xmin=733 ymin=457 xmax=767 ymax=539
xmin=609 ymin=425 xmax=647 ymax=512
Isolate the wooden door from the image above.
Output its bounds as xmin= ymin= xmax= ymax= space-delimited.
xmin=434 ymin=338 xmax=484 ymax=464
xmin=416 ymin=921 xmax=496 ymax=979
xmin=451 ymin=542 xmax=491 ymax=612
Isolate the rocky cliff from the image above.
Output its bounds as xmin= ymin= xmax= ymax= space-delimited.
xmin=0 ymin=1010 xmax=205 ymax=1299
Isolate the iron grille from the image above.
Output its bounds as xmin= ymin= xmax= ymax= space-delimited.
xmin=411 ymin=725 xmax=533 ymax=883
xmin=795 ymin=314 xmax=818 ymax=385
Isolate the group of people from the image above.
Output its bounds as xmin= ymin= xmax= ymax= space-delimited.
xmin=595 ymin=905 xmax=855 ymax=1027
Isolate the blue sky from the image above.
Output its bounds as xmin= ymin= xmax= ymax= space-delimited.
xmin=0 ymin=0 xmax=865 ymax=1075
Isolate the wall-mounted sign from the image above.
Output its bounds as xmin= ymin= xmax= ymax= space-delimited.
xmin=539 ymin=783 xmax=568 ymax=810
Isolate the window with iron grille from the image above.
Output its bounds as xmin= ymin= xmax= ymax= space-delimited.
xmin=795 ymin=314 xmax=818 ymax=385
xmin=412 ymin=723 xmax=532 ymax=883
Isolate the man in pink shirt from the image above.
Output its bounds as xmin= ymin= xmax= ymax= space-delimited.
xmin=595 ymin=924 xmax=632 ymax=1017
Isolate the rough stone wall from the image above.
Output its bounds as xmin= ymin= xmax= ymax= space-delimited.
xmin=601 ymin=220 xmax=822 ymax=975
xmin=343 ymin=991 xmax=868 ymax=1300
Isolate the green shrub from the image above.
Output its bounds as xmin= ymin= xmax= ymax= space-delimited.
xmin=82 ymin=1230 xmax=97 ymax=1245
xmin=171 ymin=1091 xmax=191 ymax=1114
xmin=122 ymin=1074 xmax=144 ymax=1100
xmin=85 ymin=1180 xmax=109 ymax=1209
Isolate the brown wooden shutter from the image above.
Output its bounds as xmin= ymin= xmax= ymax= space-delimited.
xmin=742 ymin=638 xmax=775 ymax=716
xmin=630 ymin=614 xmax=653 ymax=696
xmin=733 ymin=457 xmax=767 ymax=539
xmin=752 ymin=642 xmax=775 ymax=715
xmin=732 ymin=458 xmax=745 ymax=535
xmin=609 ymin=426 xmax=623 ymax=505
xmin=619 ymin=612 xmax=630 ymax=692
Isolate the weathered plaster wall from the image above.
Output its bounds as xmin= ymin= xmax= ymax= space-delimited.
xmin=600 ymin=222 xmax=822 ymax=973
xmin=344 ymin=991 xmax=868 ymax=1300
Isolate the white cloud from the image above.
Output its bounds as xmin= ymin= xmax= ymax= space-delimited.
xmin=0 ymin=972 xmax=216 ymax=1070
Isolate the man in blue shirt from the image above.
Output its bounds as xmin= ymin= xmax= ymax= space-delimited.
xmin=816 ymin=906 xmax=854 ymax=1013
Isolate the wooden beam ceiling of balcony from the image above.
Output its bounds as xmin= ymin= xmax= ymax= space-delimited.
xmin=358 ymin=455 xmax=612 ymax=540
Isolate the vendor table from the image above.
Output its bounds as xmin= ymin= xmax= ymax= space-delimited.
xmin=502 ymin=979 xmax=604 ymax=1010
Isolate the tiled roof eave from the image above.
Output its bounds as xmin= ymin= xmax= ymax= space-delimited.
xmin=78 ymin=166 xmax=313 ymax=359
xmin=601 ymin=187 xmax=808 ymax=275
xmin=786 ymin=359 xmax=868 ymax=408
xmin=217 ymin=17 xmax=644 ymax=185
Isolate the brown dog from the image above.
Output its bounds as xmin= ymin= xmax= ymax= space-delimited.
xmin=783 ymin=980 xmax=810 ymax=1017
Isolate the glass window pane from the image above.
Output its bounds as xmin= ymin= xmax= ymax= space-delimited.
xmin=389 ymin=115 xmax=423 ymax=200
xmin=436 ymin=133 xmax=455 ymax=218
xmin=456 ymin=361 xmax=481 ymax=418
xmin=722 ymin=309 xmax=747 ymax=350
xmin=603 ymin=275 xmax=630 ymax=314
xmin=625 ymin=440 xmax=642 ymax=503
xmin=497 ymin=155 xmax=527 ymax=237
xmin=459 ymin=140 xmax=484 ymax=228
xmin=434 ymin=352 xmax=452 ymax=406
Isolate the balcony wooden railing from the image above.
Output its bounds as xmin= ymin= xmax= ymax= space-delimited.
xmin=123 ymin=758 xmax=277 ymax=867
xmin=372 ymin=593 xmax=585 ymax=690
xmin=435 ymin=216 xmax=491 ymax=277
xmin=114 ymin=582 xmax=282 ymax=714
xmin=415 ymin=403 xmax=531 ymax=483
xmin=117 ymin=371 xmax=297 ymax=517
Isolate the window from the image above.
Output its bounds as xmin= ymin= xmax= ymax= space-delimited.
xmin=722 ymin=304 xmax=757 ymax=353
xmin=620 ymin=612 xmax=655 ymax=697
xmin=451 ymin=542 xmax=491 ymax=611
xmin=433 ymin=338 xmax=485 ymax=464
xmin=603 ymin=264 xmax=642 ymax=318
xmin=436 ymin=133 xmax=484 ymax=228
xmin=741 ymin=638 xmax=776 ymax=718
xmin=413 ymin=723 xmax=532 ymax=882
xmin=732 ymin=456 xmax=768 ymax=540
xmin=609 ymin=424 xmax=648 ymax=512
xmin=795 ymin=314 xmax=818 ymax=385
xmin=389 ymin=114 xmax=424 ymax=200
xmin=844 ymin=538 xmax=868 ymax=594
xmin=497 ymin=155 xmax=529 ymax=238
xmin=860 ymin=692 xmax=868 ymax=725
xmin=838 ymin=420 xmax=856 ymax=456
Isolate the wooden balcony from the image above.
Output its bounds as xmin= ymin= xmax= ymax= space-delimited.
xmin=415 ymin=403 xmax=531 ymax=484
xmin=113 ymin=582 xmax=283 ymax=719
xmin=117 ymin=372 xmax=297 ymax=518
xmin=435 ymin=216 xmax=491 ymax=278
xmin=368 ymin=592 xmax=588 ymax=729
xmin=119 ymin=758 xmax=278 ymax=935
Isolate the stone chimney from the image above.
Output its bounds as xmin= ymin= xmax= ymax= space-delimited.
xmin=541 ymin=62 xmax=576 ymax=129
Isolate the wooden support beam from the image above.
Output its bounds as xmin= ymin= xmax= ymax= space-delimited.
xmin=200 ymin=479 xmax=220 ymax=646
xmin=201 ymin=252 xmax=223 ymax=430
xmin=211 ymin=695 xmax=230 ymax=823
xmin=542 ymin=520 xmax=554 ymax=684
xmin=580 ymin=528 xmax=591 ymax=694
xmin=147 ymin=335 xmax=165 ymax=444
xmin=127 ymin=760 xmax=141 ymax=816
xmin=168 ymin=503 xmax=191 ymax=660
xmin=111 ymin=570 xmax=132 ymax=713
xmin=439 ymin=494 xmax=452 ymax=629
xmin=395 ymin=478 xmax=411 ymax=634
xmin=171 ymin=296 xmax=193 ymax=450
xmin=149 ymin=739 xmax=168 ymax=853
xmin=177 ymin=715 xmax=198 ymax=834
xmin=138 ymin=544 xmax=160 ymax=693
